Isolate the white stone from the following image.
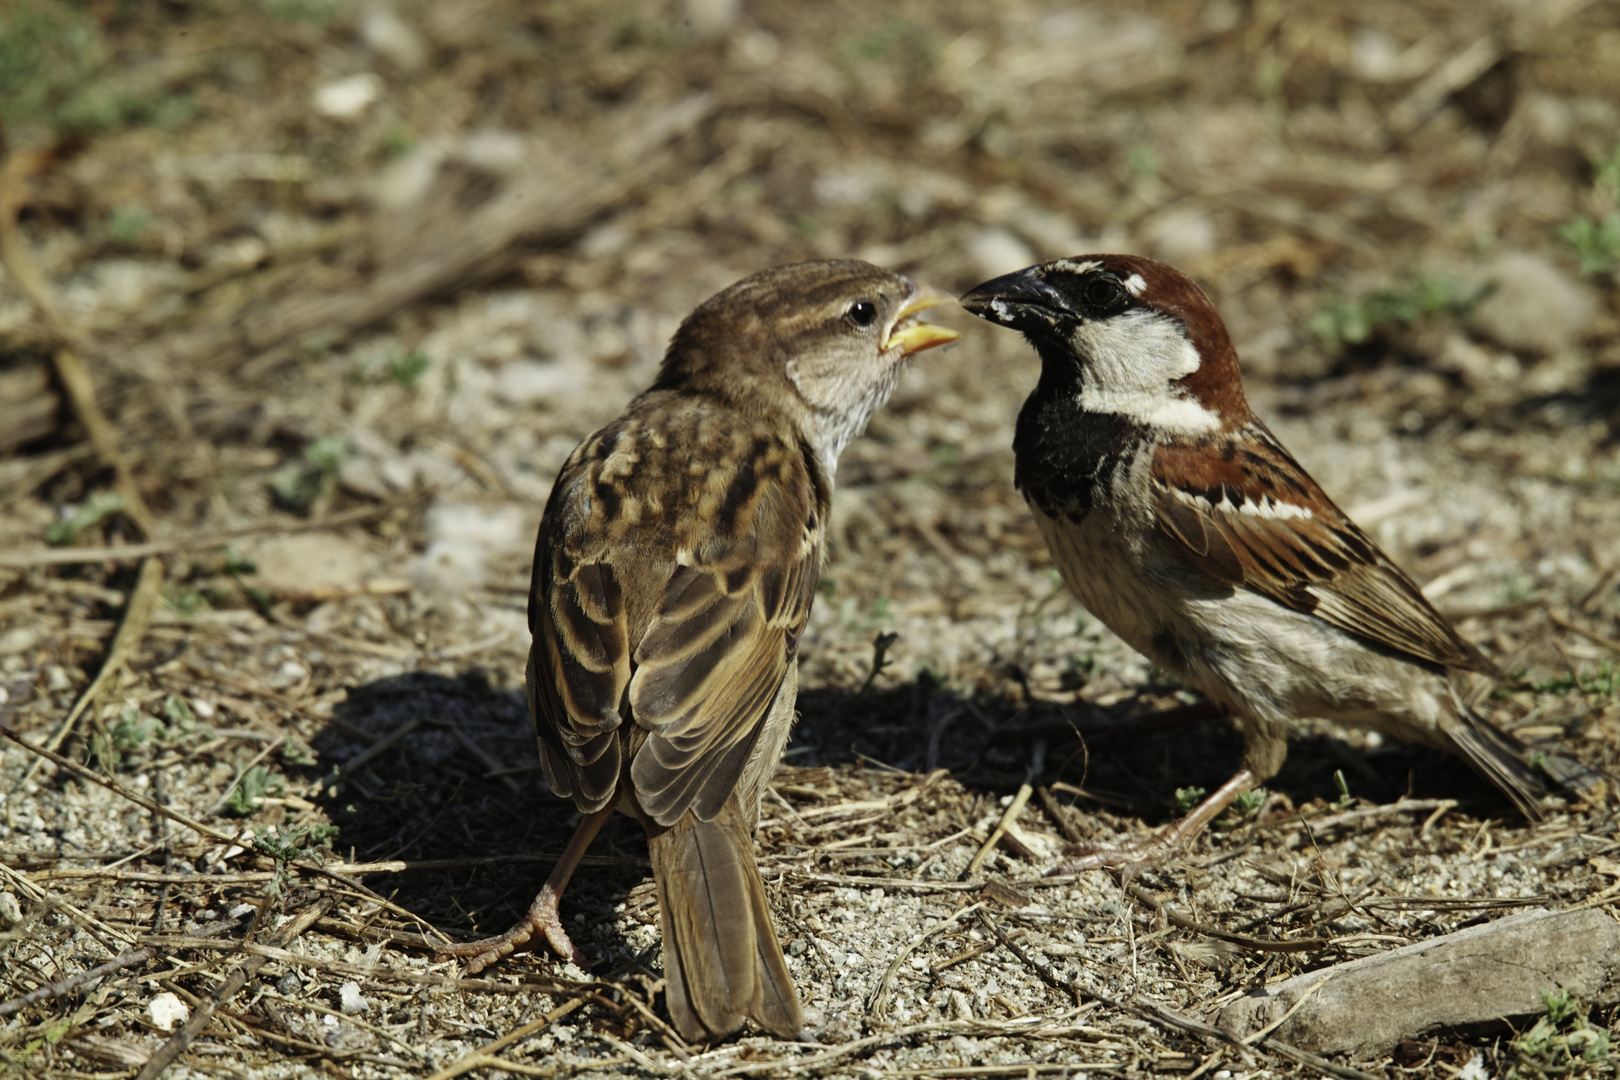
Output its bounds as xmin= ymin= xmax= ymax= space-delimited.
xmin=252 ymin=532 xmax=371 ymax=594
xmin=0 ymin=627 xmax=40 ymax=655
xmin=1468 ymin=251 xmax=1597 ymax=355
xmin=682 ymin=0 xmax=739 ymax=37
xmin=1147 ymin=206 xmax=1218 ymax=262
xmin=313 ymin=73 xmax=384 ymax=120
xmin=371 ymin=139 xmax=448 ymax=210
xmin=459 ymin=130 xmax=529 ymax=176
xmin=412 ymin=538 xmax=487 ymax=610
xmin=149 ymin=992 xmax=189 ymax=1031
xmin=339 ymin=981 xmax=370 ymax=1014
xmin=360 ymin=5 xmax=426 ymax=71
xmin=1349 ymin=28 xmax=1403 ymax=82
xmin=424 ymin=502 xmax=531 ymax=552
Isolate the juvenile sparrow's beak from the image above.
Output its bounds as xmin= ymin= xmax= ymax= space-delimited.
xmin=960 ymin=268 xmax=1077 ymax=333
xmin=882 ymin=282 xmax=963 ymax=356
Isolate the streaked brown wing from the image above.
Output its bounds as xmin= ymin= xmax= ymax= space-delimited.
xmin=1151 ymin=423 xmax=1492 ymax=674
xmin=531 ymin=403 xmax=826 ymax=825
xmin=530 ymin=461 xmax=635 ymax=814
xmin=628 ymin=484 xmax=822 ymax=827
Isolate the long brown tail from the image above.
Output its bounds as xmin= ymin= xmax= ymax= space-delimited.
xmin=1445 ymin=704 xmax=1604 ymax=820
xmin=646 ymin=798 xmax=802 ymax=1042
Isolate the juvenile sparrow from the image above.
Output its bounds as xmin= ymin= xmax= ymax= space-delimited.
xmin=439 ymin=260 xmax=959 ymax=1040
xmin=962 ymin=254 xmax=1567 ymax=865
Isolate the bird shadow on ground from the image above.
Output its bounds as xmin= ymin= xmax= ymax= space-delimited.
xmin=301 ymin=669 xmax=1533 ymax=973
xmin=793 ymin=676 xmax=1539 ymax=829
xmin=306 ymin=671 xmax=652 ymax=973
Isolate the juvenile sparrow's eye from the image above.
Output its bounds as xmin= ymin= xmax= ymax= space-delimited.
xmin=846 ymin=300 xmax=878 ymax=327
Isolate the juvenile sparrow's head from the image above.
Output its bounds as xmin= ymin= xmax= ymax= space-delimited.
xmin=656 ymin=260 xmax=960 ymax=474
xmin=961 ymin=255 xmax=1248 ymax=435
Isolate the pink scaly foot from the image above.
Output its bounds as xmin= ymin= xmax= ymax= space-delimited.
xmin=437 ymin=806 xmax=613 ymax=972
xmin=437 ymin=881 xmax=590 ymax=972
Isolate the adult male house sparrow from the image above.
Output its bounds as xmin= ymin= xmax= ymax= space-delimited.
xmin=439 ymin=261 xmax=959 ymax=1041
xmin=962 ymin=254 xmax=1562 ymax=866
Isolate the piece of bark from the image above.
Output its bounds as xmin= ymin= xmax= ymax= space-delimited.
xmin=1217 ymin=907 xmax=1620 ymax=1058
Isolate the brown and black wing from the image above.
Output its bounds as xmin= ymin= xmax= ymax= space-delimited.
xmin=1151 ymin=422 xmax=1493 ymax=675
xmin=626 ymin=436 xmax=823 ymax=826
xmin=530 ymin=436 xmax=636 ymax=814
xmin=530 ymin=406 xmax=825 ymax=824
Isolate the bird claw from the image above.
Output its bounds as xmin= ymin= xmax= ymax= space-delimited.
xmin=436 ymin=889 xmax=590 ymax=973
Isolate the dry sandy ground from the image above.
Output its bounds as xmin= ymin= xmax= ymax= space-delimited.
xmin=3 ymin=1 xmax=1620 ymax=1077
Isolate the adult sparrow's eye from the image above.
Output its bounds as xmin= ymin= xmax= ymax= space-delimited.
xmin=1084 ymin=278 xmax=1125 ymax=310
xmin=846 ymin=300 xmax=878 ymax=327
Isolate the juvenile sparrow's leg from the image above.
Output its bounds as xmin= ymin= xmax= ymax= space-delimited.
xmin=437 ymin=806 xmax=614 ymax=972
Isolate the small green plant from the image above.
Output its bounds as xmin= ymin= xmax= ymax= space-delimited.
xmin=1509 ymin=989 xmax=1610 ymax=1076
xmin=227 ymin=765 xmax=285 ymax=816
xmin=164 ymin=582 xmax=210 ymax=616
xmin=222 ymin=547 xmax=257 ymax=575
xmin=106 ymin=206 xmax=150 ymax=245
xmin=256 ymin=0 xmax=346 ymax=24
xmin=1309 ymin=271 xmax=1487 ymax=349
xmin=380 ymin=122 xmax=414 ymax=159
xmin=164 ymin=695 xmax=196 ymax=737
xmin=834 ymin=18 xmax=939 ymax=85
xmin=1331 ymin=768 xmax=1354 ymax=810
xmin=858 ymin=631 xmax=901 ymax=695
xmin=791 ymin=214 xmax=822 ymax=241
xmin=110 ymin=705 xmax=161 ymax=753
xmin=1127 ymin=145 xmax=1160 ymax=190
xmin=47 ymin=492 xmax=127 ymax=545
xmin=1174 ymin=786 xmax=1207 ymax=811
xmin=1561 ymin=215 xmax=1620 ymax=277
xmin=253 ymin=823 xmax=339 ymax=863
xmin=1560 ymin=143 xmax=1620 ymax=277
xmin=0 ymin=0 xmax=197 ymax=143
xmin=387 ymin=349 xmax=431 ymax=388
xmin=1526 ymin=663 xmax=1619 ymax=699
xmin=1229 ymin=787 xmax=1266 ymax=820
xmin=270 ymin=436 xmax=350 ymax=512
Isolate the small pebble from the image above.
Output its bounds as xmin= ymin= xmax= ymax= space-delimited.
xmin=313 ymin=73 xmax=383 ymax=120
xmin=339 ymin=981 xmax=370 ymax=1014
xmin=149 ymin=992 xmax=189 ymax=1032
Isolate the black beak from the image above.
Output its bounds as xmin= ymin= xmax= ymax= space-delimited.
xmin=960 ymin=268 xmax=1078 ymax=335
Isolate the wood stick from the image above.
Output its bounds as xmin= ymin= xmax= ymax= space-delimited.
xmin=134 ymin=899 xmax=331 ymax=1080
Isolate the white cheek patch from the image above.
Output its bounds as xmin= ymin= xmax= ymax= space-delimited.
xmin=1071 ymin=309 xmax=1219 ymax=435
xmin=1122 ymin=273 xmax=1147 ymax=297
xmin=1170 ymin=484 xmax=1315 ymax=521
